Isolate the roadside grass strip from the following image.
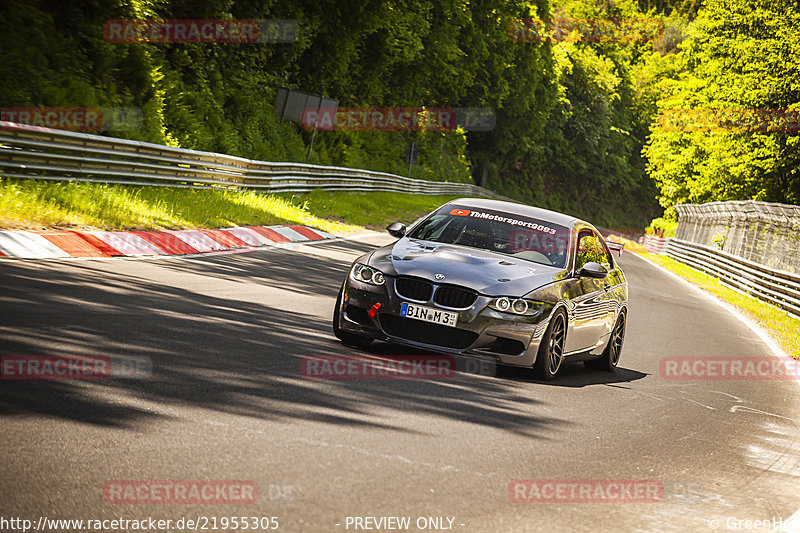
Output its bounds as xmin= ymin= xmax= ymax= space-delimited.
xmin=0 ymin=178 xmax=460 ymax=234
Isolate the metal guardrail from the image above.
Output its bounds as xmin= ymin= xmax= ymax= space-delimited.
xmin=665 ymin=237 xmax=800 ymax=317
xmin=0 ymin=121 xmax=510 ymax=199
xmin=640 ymin=235 xmax=667 ymax=254
xmin=674 ymin=201 xmax=800 ymax=274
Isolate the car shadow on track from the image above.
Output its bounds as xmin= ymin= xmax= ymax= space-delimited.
xmin=496 ymin=363 xmax=648 ymax=388
xmin=356 ymin=341 xmax=648 ymax=388
xmin=0 ymin=252 xmax=568 ymax=438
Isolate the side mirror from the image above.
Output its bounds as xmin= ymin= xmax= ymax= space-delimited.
xmin=387 ymin=222 xmax=406 ymax=238
xmin=578 ymin=262 xmax=608 ymax=279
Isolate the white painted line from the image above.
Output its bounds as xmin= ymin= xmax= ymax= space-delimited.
xmin=630 ymin=252 xmax=800 ymax=531
xmin=88 ymin=231 xmax=165 ymax=256
xmin=0 ymin=231 xmax=71 ymax=258
xmin=630 ymin=252 xmax=792 ymax=363
xmin=164 ymin=229 xmax=228 ymax=252
xmin=268 ymin=225 xmax=309 ymax=241
xmin=339 ymin=231 xmax=386 ymax=240
xmin=222 ymin=227 xmax=276 ymax=246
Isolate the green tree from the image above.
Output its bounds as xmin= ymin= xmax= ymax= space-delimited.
xmin=645 ymin=0 xmax=800 ymax=207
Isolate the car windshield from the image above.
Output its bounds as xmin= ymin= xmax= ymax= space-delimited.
xmin=407 ymin=205 xmax=570 ymax=268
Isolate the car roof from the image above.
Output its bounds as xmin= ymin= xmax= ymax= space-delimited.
xmin=445 ymin=198 xmax=581 ymax=228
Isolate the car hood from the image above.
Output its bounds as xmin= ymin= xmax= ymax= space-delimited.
xmin=368 ymin=238 xmax=564 ymax=297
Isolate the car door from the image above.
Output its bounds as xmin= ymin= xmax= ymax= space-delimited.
xmin=563 ymin=229 xmax=611 ymax=353
xmin=591 ymin=231 xmax=619 ymax=347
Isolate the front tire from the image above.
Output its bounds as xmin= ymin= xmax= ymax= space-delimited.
xmin=332 ymin=286 xmax=373 ymax=348
xmin=533 ymin=309 xmax=567 ymax=380
xmin=585 ymin=310 xmax=626 ymax=371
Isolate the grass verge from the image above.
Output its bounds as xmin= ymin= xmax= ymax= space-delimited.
xmin=0 ymin=178 xmax=461 ymax=234
xmin=622 ymin=240 xmax=800 ymax=361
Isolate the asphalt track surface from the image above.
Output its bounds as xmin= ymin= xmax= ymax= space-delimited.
xmin=1 ymin=233 xmax=800 ymax=533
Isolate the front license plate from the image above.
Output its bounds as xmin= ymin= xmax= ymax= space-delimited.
xmin=400 ymin=302 xmax=458 ymax=327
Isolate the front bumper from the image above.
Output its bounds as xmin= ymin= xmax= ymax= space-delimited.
xmin=337 ymin=275 xmax=555 ymax=368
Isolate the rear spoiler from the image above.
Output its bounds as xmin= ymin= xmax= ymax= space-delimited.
xmin=606 ymin=240 xmax=625 ymax=256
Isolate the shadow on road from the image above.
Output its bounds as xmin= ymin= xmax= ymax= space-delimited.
xmin=0 ymin=247 xmax=567 ymax=438
xmin=496 ymin=363 xmax=648 ymax=388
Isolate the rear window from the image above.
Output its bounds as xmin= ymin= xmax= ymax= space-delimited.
xmin=407 ymin=205 xmax=570 ymax=268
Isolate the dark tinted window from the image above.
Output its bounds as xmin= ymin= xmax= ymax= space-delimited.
xmin=407 ymin=205 xmax=570 ymax=268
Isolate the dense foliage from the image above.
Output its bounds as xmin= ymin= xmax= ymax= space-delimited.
xmin=2 ymin=0 xmax=795 ymax=229
xmin=644 ymin=0 xmax=800 ymax=208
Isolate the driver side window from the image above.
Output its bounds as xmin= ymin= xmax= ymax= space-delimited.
xmin=575 ymin=231 xmax=612 ymax=271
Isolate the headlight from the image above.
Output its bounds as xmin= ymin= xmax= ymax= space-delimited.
xmin=488 ymin=297 xmax=544 ymax=316
xmin=351 ymin=263 xmax=386 ymax=286
xmin=512 ymin=299 xmax=528 ymax=314
xmin=495 ymin=297 xmax=511 ymax=312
